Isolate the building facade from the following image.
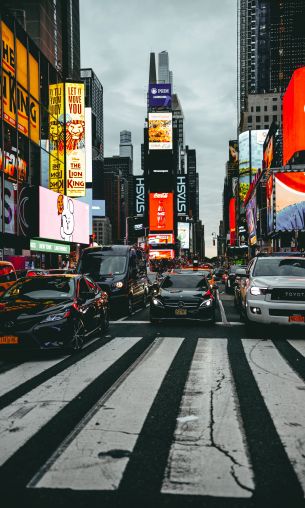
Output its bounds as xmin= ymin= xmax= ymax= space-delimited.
xmin=80 ymin=68 xmax=104 ymax=159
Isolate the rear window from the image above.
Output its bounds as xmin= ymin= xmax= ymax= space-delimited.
xmin=253 ymin=258 xmax=305 ymax=277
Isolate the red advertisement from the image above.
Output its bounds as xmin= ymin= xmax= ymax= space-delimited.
xmin=229 ymin=198 xmax=236 ymax=246
xmin=275 ymin=172 xmax=305 ymax=231
xmin=283 ymin=67 xmax=305 ymax=166
xmin=149 ymin=192 xmax=173 ymax=231
xmin=148 ymin=233 xmax=174 ymax=244
xmin=149 ymin=249 xmax=175 ymax=260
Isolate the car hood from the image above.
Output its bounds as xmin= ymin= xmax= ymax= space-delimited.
xmin=252 ymin=276 xmax=305 ymax=288
xmin=0 ymin=297 xmax=72 ymax=321
xmin=160 ymin=289 xmax=206 ymax=302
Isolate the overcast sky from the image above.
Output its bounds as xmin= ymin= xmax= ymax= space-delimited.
xmin=79 ymin=0 xmax=237 ymax=257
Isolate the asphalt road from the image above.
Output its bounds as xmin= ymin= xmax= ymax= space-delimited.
xmin=1 ymin=284 xmax=305 ymax=508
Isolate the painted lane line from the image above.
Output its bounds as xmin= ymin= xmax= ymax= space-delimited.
xmin=0 ymin=337 xmax=143 ymax=467
xmin=287 ymin=340 xmax=305 ymax=358
xmin=110 ymin=320 xmax=151 ymax=324
xmin=110 ymin=321 xmax=244 ymax=326
xmin=242 ymin=339 xmax=305 ymax=496
xmin=33 ymin=337 xmax=184 ymax=491
xmin=217 ymin=290 xmax=229 ymax=325
xmin=162 ymin=338 xmax=254 ymax=498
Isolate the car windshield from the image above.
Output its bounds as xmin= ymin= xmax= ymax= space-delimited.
xmin=3 ymin=277 xmax=75 ymax=300
xmin=78 ymin=254 xmax=127 ymax=276
xmin=161 ymin=275 xmax=208 ymax=290
xmin=253 ymin=258 xmax=305 ymax=277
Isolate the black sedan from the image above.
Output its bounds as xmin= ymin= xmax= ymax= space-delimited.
xmin=150 ymin=273 xmax=216 ymax=324
xmin=0 ymin=275 xmax=109 ymax=353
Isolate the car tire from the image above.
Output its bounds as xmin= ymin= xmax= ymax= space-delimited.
xmin=67 ymin=318 xmax=85 ymax=354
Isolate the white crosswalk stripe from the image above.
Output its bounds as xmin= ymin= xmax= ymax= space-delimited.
xmin=288 ymin=339 xmax=305 ymax=357
xmin=0 ymin=337 xmax=142 ymax=467
xmin=242 ymin=338 xmax=305 ymax=496
xmin=162 ymin=338 xmax=254 ymax=498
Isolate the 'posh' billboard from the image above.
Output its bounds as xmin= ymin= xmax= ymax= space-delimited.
xmin=39 ymin=187 xmax=89 ymax=244
xmin=148 ymin=84 xmax=172 ymax=108
xmin=149 ymin=192 xmax=173 ymax=231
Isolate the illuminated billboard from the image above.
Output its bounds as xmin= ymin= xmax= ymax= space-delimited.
xmin=148 ymin=113 xmax=172 ymax=150
xmin=239 ymin=130 xmax=268 ymax=202
xmin=266 ymin=175 xmax=274 ymax=234
xmin=274 ymin=172 xmax=305 ymax=231
xmin=148 ymin=84 xmax=172 ymax=108
xmin=49 ymin=83 xmax=65 ymax=194
xmin=1 ymin=21 xmax=39 ymax=143
xmin=65 ymin=83 xmax=86 ymax=197
xmin=39 ymin=187 xmax=89 ymax=244
xmin=149 ymin=192 xmax=173 ymax=231
xmin=229 ymin=198 xmax=236 ymax=246
xmin=283 ymin=67 xmax=305 ymax=166
xmin=177 ymin=222 xmax=190 ymax=249
xmin=148 ymin=234 xmax=174 ymax=244
xmin=246 ymin=193 xmax=257 ymax=246
xmin=149 ymin=249 xmax=175 ymax=260
xmin=229 ymin=140 xmax=238 ymax=164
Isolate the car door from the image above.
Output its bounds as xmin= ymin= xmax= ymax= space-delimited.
xmin=78 ymin=277 xmax=96 ymax=333
xmin=84 ymin=276 xmax=101 ymax=332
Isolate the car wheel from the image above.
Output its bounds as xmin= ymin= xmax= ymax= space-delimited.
xmin=68 ymin=319 xmax=85 ymax=353
xmin=100 ymin=306 xmax=110 ymax=333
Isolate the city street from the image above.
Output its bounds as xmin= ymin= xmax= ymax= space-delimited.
xmin=1 ymin=284 xmax=305 ymax=508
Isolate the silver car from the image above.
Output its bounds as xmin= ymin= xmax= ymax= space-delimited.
xmin=240 ymin=256 xmax=305 ymax=326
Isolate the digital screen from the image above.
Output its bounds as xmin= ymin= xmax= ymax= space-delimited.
xmin=229 ymin=140 xmax=238 ymax=163
xmin=229 ymin=198 xmax=236 ymax=246
xmin=149 ymin=192 xmax=173 ymax=231
xmin=148 ymin=234 xmax=174 ymax=244
xmin=177 ymin=222 xmax=190 ymax=249
xmin=149 ymin=249 xmax=175 ymax=260
xmin=39 ymin=187 xmax=89 ymax=244
xmin=246 ymin=193 xmax=257 ymax=246
xmin=239 ymin=130 xmax=268 ymax=175
xmin=149 ymin=84 xmax=171 ymax=108
xmin=274 ymin=172 xmax=305 ymax=231
xmin=266 ymin=175 xmax=274 ymax=234
xmin=283 ymin=67 xmax=305 ymax=166
xmin=148 ymin=113 xmax=172 ymax=150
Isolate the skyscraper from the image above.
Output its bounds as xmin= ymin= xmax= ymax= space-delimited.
xmin=80 ymin=68 xmax=104 ymax=158
xmin=238 ymin=0 xmax=305 ymax=115
xmin=3 ymin=0 xmax=80 ymax=79
xmin=119 ymin=131 xmax=133 ymax=161
xmin=149 ymin=52 xmax=157 ymax=83
xmin=158 ymin=50 xmax=173 ymax=85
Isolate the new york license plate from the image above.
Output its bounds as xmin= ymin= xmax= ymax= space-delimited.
xmin=289 ymin=315 xmax=305 ymax=323
xmin=175 ymin=309 xmax=187 ymax=316
xmin=0 ymin=336 xmax=19 ymax=344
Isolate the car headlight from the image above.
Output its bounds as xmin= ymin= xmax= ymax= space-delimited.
xmin=200 ymin=298 xmax=213 ymax=307
xmin=40 ymin=312 xmax=69 ymax=323
xmin=250 ymin=286 xmax=268 ymax=296
xmin=113 ymin=281 xmax=124 ymax=289
xmin=152 ymin=297 xmax=163 ymax=306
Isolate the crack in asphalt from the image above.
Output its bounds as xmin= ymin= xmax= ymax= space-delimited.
xmin=209 ymin=373 xmax=254 ymax=494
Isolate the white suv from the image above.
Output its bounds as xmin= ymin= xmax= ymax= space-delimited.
xmin=240 ymin=256 xmax=305 ymax=326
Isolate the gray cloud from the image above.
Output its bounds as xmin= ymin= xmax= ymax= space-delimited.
xmin=80 ymin=0 xmax=237 ymax=257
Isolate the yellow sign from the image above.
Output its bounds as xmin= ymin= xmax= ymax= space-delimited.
xmin=49 ymin=83 xmax=65 ymax=194
xmin=65 ymin=83 xmax=86 ymax=197
xmin=0 ymin=22 xmax=40 ymax=144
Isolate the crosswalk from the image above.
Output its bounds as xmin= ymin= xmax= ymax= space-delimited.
xmin=0 ymin=334 xmax=305 ymax=506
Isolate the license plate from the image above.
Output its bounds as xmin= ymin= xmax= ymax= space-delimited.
xmin=175 ymin=309 xmax=187 ymax=316
xmin=0 ymin=335 xmax=19 ymax=344
xmin=289 ymin=315 xmax=305 ymax=323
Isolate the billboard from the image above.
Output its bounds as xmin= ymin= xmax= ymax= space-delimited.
xmin=134 ymin=176 xmax=145 ymax=216
xmin=239 ymin=130 xmax=268 ymax=202
xmin=149 ymin=192 xmax=173 ymax=231
xmin=229 ymin=198 xmax=236 ymax=246
xmin=229 ymin=140 xmax=238 ymax=163
xmin=148 ymin=84 xmax=172 ymax=108
xmin=246 ymin=192 xmax=257 ymax=246
xmin=1 ymin=21 xmax=39 ymax=143
xmin=149 ymin=249 xmax=175 ymax=260
xmin=274 ymin=172 xmax=305 ymax=231
xmin=177 ymin=222 xmax=190 ymax=249
xmin=65 ymin=83 xmax=86 ymax=197
xmin=39 ymin=187 xmax=89 ymax=244
xmin=148 ymin=233 xmax=174 ymax=245
xmin=266 ymin=175 xmax=274 ymax=234
xmin=176 ymin=175 xmax=188 ymax=216
xmin=283 ymin=67 xmax=305 ymax=166
xmin=49 ymin=83 xmax=65 ymax=194
xmin=263 ymin=121 xmax=277 ymax=172
xmin=148 ymin=113 xmax=172 ymax=150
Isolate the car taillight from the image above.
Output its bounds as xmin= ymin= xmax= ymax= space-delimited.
xmin=203 ymin=289 xmax=214 ymax=299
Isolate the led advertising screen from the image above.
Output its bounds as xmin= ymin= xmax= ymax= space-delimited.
xmin=246 ymin=192 xmax=257 ymax=246
xmin=149 ymin=192 xmax=173 ymax=231
xmin=266 ymin=175 xmax=274 ymax=234
xmin=148 ymin=234 xmax=174 ymax=245
xmin=148 ymin=113 xmax=172 ymax=150
xmin=39 ymin=187 xmax=89 ymax=244
xmin=274 ymin=172 xmax=305 ymax=231
xmin=229 ymin=198 xmax=236 ymax=246
xmin=283 ymin=67 xmax=305 ymax=166
xmin=1 ymin=21 xmax=39 ymax=144
xmin=177 ymin=222 xmax=190 ymax=249
xmin=239 ymin=130 xmax=268 ymax=203
xmin=149 ymin=249 xmax=175 ymax=260
xmin=176 ymin=175 xmax=188 ymax=217
xmin=263 ymin=121 xmax=277 ymax=172
xmin=134 ymin=176 xmax=145 ymax=217
xmin=149 ymin=84 xmax=172 ymax=108
xmin=65 ymin=83 xmax=86 ymax=197
xmin=49 ymin=83 xmax=65 ymax=194
xmin=229 ymin=140 xmax=238 ymax=164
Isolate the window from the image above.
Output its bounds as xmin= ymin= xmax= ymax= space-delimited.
xmin=256 ymin=116 xmax=261 ymax=122
xmin=248 ymin=115 xmax=252 ymax=122
xmin=256 ymin=106 xmax=261 ymax=112
xmin=251 ymin=106 xmax=254 ymax=112
xmin=264 ymin=106 xmax=268 ymax=111
xmin=264 ymin=115 xmax=269 ymax=122
xmin=272 ymin=105 xmax=277 ymax=111
xmin=273 ymin=115 xmax=277 ymax=121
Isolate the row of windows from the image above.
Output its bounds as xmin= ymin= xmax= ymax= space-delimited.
xmin=250 ymin=105 xmax=279 ymax=112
